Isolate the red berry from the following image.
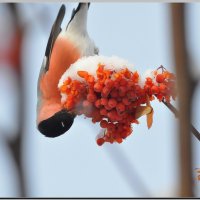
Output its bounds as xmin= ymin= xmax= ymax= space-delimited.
xmin=120 ymin=79 xmax=127 ymax=86
xmin=128 ymin=91 xmax=136 ymax=100
xmin=115 ymin=137 xmax=123 ymax=144
xmin=94 ymin=83 xmax=103 ymax=92
xmin=108 ymin=98 xmax=117 ymax=108
xmin=101 ymin=87 xmax=111 ymax=97
xmin=134 ymin=85 xmax=141 ymax=92
xmin=156 ymin=74 xmax=165 ymax=83
xmin=87 ymin=93 xmax=97 ymax=103
xmin=100 ymin=108 xmax=107 ymax=116
xmin=107 ymin=110 xmax=117 ymax=121
xmin=104 ymin=105 xmax=112 ymax=111
xmin=132 ymin=71 xmax=139 ymax=82
xmin=159 ymin=84 xmax=167 ymax=93
xmin=156 ymin=93 xmax=163 ymax=101
xmin=101 ymin=98 xmax=108 ymax=106
xmin=105 ymin=79 xmax=114 ymax=88
xmin=114 ymin=81 xmax=120 ymax=88
xmin=116 ymin=103 xmax=125 ymax=113
xmin=100 ymin=120 xmax=108 ymax=128
xmin=122 ymin=97 xmax=131 ymax=105
xmin=151 ymin=85 xmax=159 ymax=94
xmin=119 ymin=86 xmax=127 ymax=93
xmin=107 ymin=123 xmax=115 ymax=131
xmin=96 ymin=138 xmax=105 ymax=146
xmin=95 ymin=99 xmax=101 ymax=108
xmin=77 ymin=71 xmax=88 ymax=78
xmin=146 ymin=77 xmax=152 ymax=84
xmin=87 ymin=75 xmax=95 ymax=83
xmin=119 ymin=86 xmax=126 ymax=97
xmin=110 ymin=90 xmax=118 ymax=98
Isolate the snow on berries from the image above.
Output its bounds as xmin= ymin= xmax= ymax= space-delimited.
xmin=59 ymin=56 xmax=176 ymax=146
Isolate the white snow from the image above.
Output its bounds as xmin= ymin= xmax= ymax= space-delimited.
xmin=58 ymin=55 xmax=137 ymax=103
xmin=58 ymin=55 xmax=134 ymax=88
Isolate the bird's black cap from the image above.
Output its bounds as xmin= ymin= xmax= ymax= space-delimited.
xmin=38 ymin=110 xmax=75 ymax=138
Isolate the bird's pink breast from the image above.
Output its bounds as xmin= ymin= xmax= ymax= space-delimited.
xmin=38 ymin=35 xmax=81 ymax=123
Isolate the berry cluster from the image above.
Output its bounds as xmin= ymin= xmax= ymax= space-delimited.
xmin=59 ymin=64 xmax=176 ymax=146
xmin=144 ymin=66 xmax=176 ymax=102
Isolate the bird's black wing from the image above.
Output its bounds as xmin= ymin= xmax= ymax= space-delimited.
xmin=44 ymin=4 xmax=65 ymax=71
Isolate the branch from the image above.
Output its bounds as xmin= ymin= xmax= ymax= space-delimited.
xmin=162 ymin=100 xmax=200 ymax=141
xmin=5 ymin=3 xmax=27 ymax=197
xmin=171 ymin=3 xmax=194 ymax=197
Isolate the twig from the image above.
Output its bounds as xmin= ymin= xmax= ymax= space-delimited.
xmin=162 ymin=100 xmax=200 ymax=141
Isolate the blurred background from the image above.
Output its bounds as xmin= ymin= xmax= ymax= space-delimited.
xmin=0 ymin=2 xmax=199 ymax=197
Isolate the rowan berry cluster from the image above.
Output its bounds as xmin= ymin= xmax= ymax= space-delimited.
xmin=144 ymin=66 xmax=176 ymax=102
xmin=59 ymin=64 xmax=176 ymax=146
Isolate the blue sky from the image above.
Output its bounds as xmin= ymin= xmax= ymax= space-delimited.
xmin=0 ymin=2 xmax=199 ymax=197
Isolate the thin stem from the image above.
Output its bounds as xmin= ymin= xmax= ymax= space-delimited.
xmin=162 ymin=100 xmax=200 ymax=141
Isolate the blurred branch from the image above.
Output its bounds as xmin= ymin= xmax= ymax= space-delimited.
xmin=5 ymin=3 xmax=27 ymax=197
xmin=162 ymin=100 xmax=200 ymax=141
xmin=104 ymin=145 xmax=152 ymax=197
xmin=171 ymin=3 xmax=195 ymax=197
xmin=91 ymin=127 xmax=151 ymax=196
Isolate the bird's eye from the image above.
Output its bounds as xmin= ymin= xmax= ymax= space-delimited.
xmin=94 ymin=47 xmax=99 ymax=55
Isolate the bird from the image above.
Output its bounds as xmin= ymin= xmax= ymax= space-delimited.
xmin=37 ymin=3 xmax=99 ymax=137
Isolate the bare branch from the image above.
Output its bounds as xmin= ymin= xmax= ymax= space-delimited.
xmin=5 ymin=3 xmax=27 ymax=197
xmin=171 ymin=3 xmax=194 ymax=197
